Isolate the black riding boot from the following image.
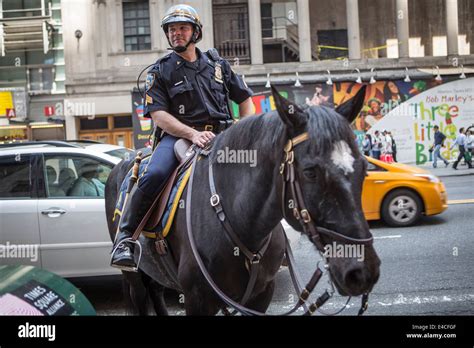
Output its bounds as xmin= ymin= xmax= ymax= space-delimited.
xmin=110 ymin=186 xmax=154 ymax=271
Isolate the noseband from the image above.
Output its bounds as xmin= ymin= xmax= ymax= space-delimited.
xmin=280 ymin=132 xmax=374 ymax=252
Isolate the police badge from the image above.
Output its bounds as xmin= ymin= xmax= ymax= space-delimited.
xmin=214 ymin=63 xmax=223 ymax=84
xmin=145 ymin=73 xmax=155 ymax=92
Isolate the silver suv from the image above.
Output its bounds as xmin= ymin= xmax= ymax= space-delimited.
xmin=0 ymin=142 xmax=125 ymax=277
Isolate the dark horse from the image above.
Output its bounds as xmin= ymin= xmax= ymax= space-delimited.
xmin=105 ymin=87 xmax=381 ymax=315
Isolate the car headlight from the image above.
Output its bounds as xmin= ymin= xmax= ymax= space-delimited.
xmin=413 ymin=174 xmax=440 ymax=183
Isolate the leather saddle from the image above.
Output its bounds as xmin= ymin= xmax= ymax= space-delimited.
xmin=174 ymin=139 xmax=194 ymax=164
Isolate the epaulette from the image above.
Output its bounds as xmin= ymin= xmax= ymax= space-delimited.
xmin=206 ymin=48 xmax=220 ymax=62
xmin=148 ymin=53 xmax=171 ymax=74
xmin=153 ymin=53 xmax=173 ymax=72
xmin=159 ymin=52 xmax=173 ymax=62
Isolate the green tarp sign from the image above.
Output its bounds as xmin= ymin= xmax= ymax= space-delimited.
xmin=0 ymin=265 xmax=96 ymax=316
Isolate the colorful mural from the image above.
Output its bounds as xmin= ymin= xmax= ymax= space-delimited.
xmin=231 ymin=84 xmax=334 ymax=117
xmin=230 ymin=76 xmax=473 ymax=164
xmin=369 ymin=77 xmax=474 ymax=164
xmin=332 ymin=79 xmax=444 ymax=131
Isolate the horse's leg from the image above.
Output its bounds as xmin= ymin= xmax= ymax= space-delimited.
xmin=123 ymin=271 xmax=149 ymax=315
xmin=146 ymin=280 xmax=169 ymax=316
xmin=244 ymin=281 xmax=276 ymax=313
xmin=121 ymin=277 xmax=136 ymax=315
xmin=182 ymin=287 xmax=221 ymax=316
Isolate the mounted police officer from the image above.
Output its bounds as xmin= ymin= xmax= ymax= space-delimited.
xmin=111 ymin=4 xmax=255 ymax=271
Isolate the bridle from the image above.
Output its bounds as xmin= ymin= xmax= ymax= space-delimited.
xmin=185 ymin=131 xmax=375 ymax=316
xmin=280 ymin=132 xmax=374 ymax=252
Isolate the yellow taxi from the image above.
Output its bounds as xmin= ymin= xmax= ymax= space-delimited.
xmin=362 ymin=157 xmax=448 ymax=227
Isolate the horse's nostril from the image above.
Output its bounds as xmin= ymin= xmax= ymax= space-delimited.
xmin=344 ymin=268 xmax=366 ymax=286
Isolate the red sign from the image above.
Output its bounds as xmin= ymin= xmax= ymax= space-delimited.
xmin=6 ymin=108 xmax=16 ymax=119
xmin=44 ymin=106 xmax=55 ymax=117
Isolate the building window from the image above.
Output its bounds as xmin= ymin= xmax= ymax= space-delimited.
xmin=317 ymin=30 xmax=348 ymax=60
xmin=29 ymin=67 xmax=54 ymax=93
xmin=213 ymin=2 xmax=251 ymax=65
xmin=79 ymin=117 xmax=108 ymax=131
xmin=123 ymin=0 xmax=151 ymax=52
xmin=261 ymin=3 xmax=273 ymax=38
xmin=113 ymin=115 xmax=133 ymax=128
xmin=0 ymin=0 xmax=64 ymax=93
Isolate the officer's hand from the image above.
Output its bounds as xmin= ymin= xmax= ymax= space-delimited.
xmin=192 ymin=131 xmax=215 ymax=148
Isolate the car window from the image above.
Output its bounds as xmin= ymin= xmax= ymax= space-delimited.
xmin=367 ymin=161 xmax=387 ymax=172
xmin=105 ymin=148 xmax=133 ymax=161
xmin=0 ymin=155 xmax=32 ymax=199
xmin=44 ymin=155 xmax=112 ymax=198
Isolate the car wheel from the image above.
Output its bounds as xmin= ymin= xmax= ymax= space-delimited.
xmin=381 ymin=189 xmax=423 ymax=227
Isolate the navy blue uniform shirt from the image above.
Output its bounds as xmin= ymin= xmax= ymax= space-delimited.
xmin=144 ymin=48 xmax=252 ymax=127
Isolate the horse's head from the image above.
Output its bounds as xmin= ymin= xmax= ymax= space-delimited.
xmin=272 ymin=85 xmax=380 ymax=297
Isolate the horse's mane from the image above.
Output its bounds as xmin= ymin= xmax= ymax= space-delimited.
xmin=210 ymin=105 xmax=358 ymax=163
xmin=210 ymin=111 xmax=285 ymax=163
xmin=305 ymin=106 xmax=360 ymax=157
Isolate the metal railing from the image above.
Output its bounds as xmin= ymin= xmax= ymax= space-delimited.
xmin=261 ymin=16 xmax=319 ymax=61
xmin=215 ymin=39 xmax=250 ymax=64
xmin=261 ymin=16 xmax=298 ymax=39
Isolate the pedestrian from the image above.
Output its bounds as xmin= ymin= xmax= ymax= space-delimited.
xmin=362 ymin=133 xmax=372 ymax=157
xmin=381 ymin=130 xmax=394 ymax=163
xmin=372 ymin=130 xmax=382 ymax=160
xmin=465 ymin=128 xmax=474 ymax=164
xmin=110 ymin=4 xmax=255 ymax=271
xmin=450 ymin=128 xmax=473 ymax=170
xmin=431 ymin=125 xmax=449 ymax=168
xmin=389 ymin=131 xmax=397 ymax=162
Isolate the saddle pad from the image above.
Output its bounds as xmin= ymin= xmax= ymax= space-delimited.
xmin=113 ymin=157 xmax=192 ymax=239
xmin=143 ymin=166 xmax=192 ymax=238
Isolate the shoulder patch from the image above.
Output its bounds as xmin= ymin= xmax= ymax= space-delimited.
xmin=146 ymin=94 xmax=153 ymax=105
xmin=145 ymin=73 xmax=156 ymax=92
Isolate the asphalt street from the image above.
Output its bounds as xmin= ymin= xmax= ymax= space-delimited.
xmin=72 ymin=175 xmax=474 ymax=316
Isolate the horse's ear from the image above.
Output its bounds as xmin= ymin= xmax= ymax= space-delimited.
xmin=335 ymin=85 xmax=367 ymax=124
xmin=271 ymin=85 xmax=306 ymax=130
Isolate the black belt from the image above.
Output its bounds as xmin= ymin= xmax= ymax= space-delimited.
xmin=191 ymin=120 xmax=233 ymax=134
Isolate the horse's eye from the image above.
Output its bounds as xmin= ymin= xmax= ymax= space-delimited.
xmin=303 ymin=168 xmax=317 ymax=180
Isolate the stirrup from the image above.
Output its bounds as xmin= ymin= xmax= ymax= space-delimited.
xmin=110 ymin=238 xmax=143 ymax=272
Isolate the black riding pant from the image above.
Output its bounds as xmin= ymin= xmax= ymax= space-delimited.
xmin=138 ymin=135 xmax=180 ymax=197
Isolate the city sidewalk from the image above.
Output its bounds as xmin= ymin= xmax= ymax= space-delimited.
xmin=413 ymin=161 xmax=474 ymax=178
